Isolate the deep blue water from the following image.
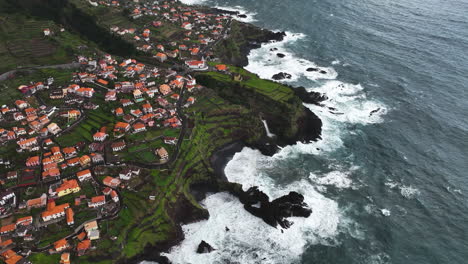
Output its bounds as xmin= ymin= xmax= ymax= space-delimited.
xmin=171 ymin=0 xmax=468 ymax=263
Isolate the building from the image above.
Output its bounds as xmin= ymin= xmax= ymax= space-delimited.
xmin=132 ymin=122 xmax=146 ymax=133
xmin=155 ymin=52 xmax=167 ymax=62
xmin=54 ymin=239 xmax=69 ymax=252
xmin=60 ymin=252 xmax=71 ymax=264
xmin=119 ymin=169 xmax=132 ymax=180
xmin=47 ymin=123 xmax=62 ymax=135
xmin=0 ymin=224 xmax=16 ymax=235
xmin=159 ymin=84 xmax=172 ymax=95
xmin=93 ymin=132 xmax=108 ymax=142
xmin=65 ymin=208 xmax=74 ymax=225
xmin=103 ymin=176 xmax=121 ymax=188
xmin=16 ymin=216 xmax=33 ymax=226
xmin=77 ymin=169 xmax=92 ymax=182
xmin=56 ymin=180 xmax=80 ymax=197
xmin=88 ymin=195 xmax=106 ymax=208
xmin=79 ymin=155 xmax=91 ymax=167
xmin=111 ymin=141 xmax=126 ymax=152
xmin=41 ymin=203 xmax=70 ymax=222
xmin=111 ymin=190 xmax=119 ymax=202
xmin=26 ymin=194 xmax=47 ymax=210
xmin=156 ymin=147 xmax=169 ymax=161
xmin=76 ymin=240 xmax=91 ymax=256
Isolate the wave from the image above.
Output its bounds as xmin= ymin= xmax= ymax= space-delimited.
xmin=165 ymin=148 xmax=343 ymax=264
xmin=245 ymin=32 xmax=337 ymax=82
xmin=178 ymin=0 xmax=208 ymax=5
xmin=213 ymin=5 xmax=258 ymax=23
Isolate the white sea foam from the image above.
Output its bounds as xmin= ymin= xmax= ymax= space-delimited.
xmin=399 ymin=185 xmax=420 ymax=199
xmin=178 ymin=0 xmax=207 ymax=5
xmin=165 ymin=148 xmax=343 ymax=263
xmin=214 ymin=5 xmax=258 ymax=23
xmin=246 ymin=32 xmax=337 ymax=82
xmin=309 ymin=170 xmax=353 ymax=189
xmin=381 ymin=209 xmax=391 ymax=216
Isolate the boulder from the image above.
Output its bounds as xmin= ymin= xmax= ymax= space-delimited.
xmin=237 ymin=14 xmax=247 ymax=18
xmin=196 ymin=240 xmax=215 ymax=254
xmin=306 ymin=67 xmax=319 ymax=72
xmin=234 ymin=187 xmax=312 ymax=229
xmin=276 ymin=53 xmax=286 ymax=58
xmin=272 ymin=72 xmax=292 ymax=80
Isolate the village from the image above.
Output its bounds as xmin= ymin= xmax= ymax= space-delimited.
xmin=0 ymin=0 xmax=239 ymax=263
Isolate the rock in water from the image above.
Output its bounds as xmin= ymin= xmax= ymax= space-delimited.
xmin=319 ymin=70 xmax=327 ymax=74
xmin=277 ymin=53 xmax=286 ymax=58
xmin=237 ymin=14 xmax=247 ymax=18
xmin=272 ymin=72 xmax=292 ymax=80
xmin=306 ymin=67 xmax=319 ymax=72
xmin=234 ymin=187 xmax=312 ymax=229
xmin=196 ymin=240 xmax=215 ymax=254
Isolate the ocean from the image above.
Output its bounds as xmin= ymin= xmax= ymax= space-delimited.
xmin=156 ymin=0 xmax=468 ymax=263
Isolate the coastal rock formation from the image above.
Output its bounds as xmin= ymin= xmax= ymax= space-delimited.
xmin=225 ymin=185 xmax=312 ymax=229
xmin=293 ymin=86 xmax=328 ymax=105
xmin=197 ymin=241 xmax=215 ymax=254
xmin=277 ymin=53 xmax=286 ymax=58
xmin=214 ymin=20 xmax=286 ymax=67
xmin=272 ymin=72 xmax=292 ymax=80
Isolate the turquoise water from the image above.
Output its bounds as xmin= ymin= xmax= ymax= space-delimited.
xmin=165 ymin=0 xmax=468 ymax=263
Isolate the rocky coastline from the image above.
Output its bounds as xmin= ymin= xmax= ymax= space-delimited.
xmin=125 ymin=8 xmax=325 ymax=264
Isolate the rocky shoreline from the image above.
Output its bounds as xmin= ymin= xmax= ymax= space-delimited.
xmin=125 ymin=8 xmax=325 ymax=264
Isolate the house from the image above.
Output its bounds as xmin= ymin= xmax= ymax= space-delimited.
xmin=54 ymin=239 xmax=69 ymax=252
xmin=56 ymin=179 xmax=80 ymax=197
xmin=0 ymin=249 xmax=23 ymax=264
xmin=26 ymin=156 xmax=40 ymax=167
xmin=93 ymin=132 xmax=108 ymax=142
xmin=132 ymin=122 xmax=146 ymax=133
xmin=79 ymin=155 xmax=91 ymax=167
xmin=0 ymin=224 xmax=16 ymax=234
xmin=105 ymin=91 xmax=117 ymax=101
xmin=119 ymin=169 xmax=132 ymax=180
xmin=76 ymin=87 xmax=95 ymax=98
xmin=41 ymin=203 xmax=70 ymax=222
xmin=77 ymin=240 xmax=91 ymax=256
xmin=114 ymin=122 xmax=131 ymax=133
xmin=142 ymin=103 xmax=153 ymax=113
xmin=88 ymin=195 xmax=105 ymax=208
xmin=60 ymin=252 xmax=71 ymax=264
xmin=16 ymin=216 xmax=33 ymax=226
xmin=67 ymin=157 xmax=80 ymax=167
xmin=47 ymin=123 xmax=62 ymax=135
xmin=159 ymin=84 xmax=172 ymax=95
xmin=185 ymin=60 xmax=207 ymax=70
xmin=103 ymin=176 xmax=121 ymax=188
xmin=77 ymin=169 xmax=92 ymax=182
xmin=84 ymin=220 xmax=99 ymax=240
xmin=67 ymin=110 xmax=81 ymax=119
xmin=17 ymin=137 xmax=38 ymax=150
xmin=26 ymin=194 xmax=47 ymax=210
xmin=133 ymin=89 xmax=143 ymax=99
xmin=156 ymin=147 xmax=169 ymax=161
xmin=164 ymin=137 xmax=178 ymax=145
xmin=155 ymin=52 xmax=167 ymax=62
xmin=15 ymin=100 xmax=28 ymax=109
xmin=42 ymin=168 xmax=60 ymax=180
xmin=187 ymin=96 xmax=196 ymax=105
xmin=215 ymin=64 xmax=227 ymax=71
xmin=62 ymin=147 xmax=77 ymax=158
xmin=97 ymin=79 xmax=109 ymax=86
xmin=65 ymin=207 xmax=74 ymax=225
xmin=111 ymin=141 xmax=126 ymax=152
xmin=91 ymin=153 xmax=104 ymax=164
xmin=115 ymin=107 xmax=124 ymax=116
xmin=181 ymin=22 xmax=192 ymax=30
xmin=111 ymin=190 xmax=119 ymax=202
xmin=130 ymin=109 xmax=143 ymax=117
